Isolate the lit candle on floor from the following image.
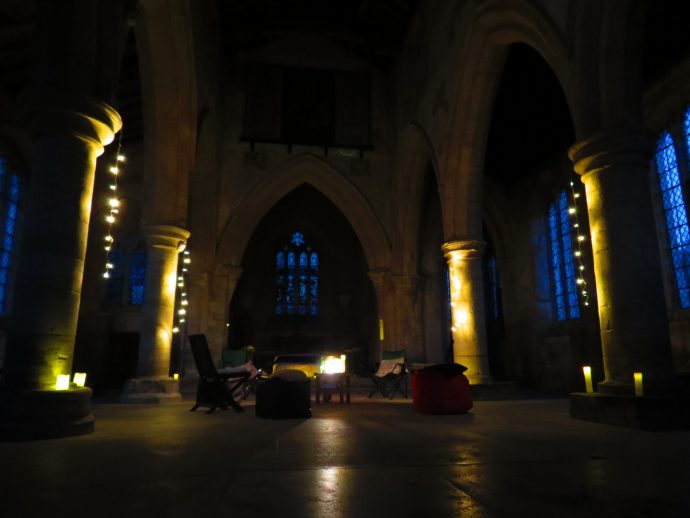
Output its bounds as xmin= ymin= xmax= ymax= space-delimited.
xmin=633 ymin=372 xmax=643 ymax=396
xmin=582 ymin=366 xmax=593 ymax=393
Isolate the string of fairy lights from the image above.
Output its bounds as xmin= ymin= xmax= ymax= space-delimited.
xmin=102 ymin=131 xmax=125 ymax=279
xmin=568 ymin=179 xmax=590 ymax=308
xmin=172 ymin=248 xmax=191 ymax=334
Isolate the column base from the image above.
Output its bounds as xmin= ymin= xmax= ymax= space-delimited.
xmin=570 ymin=392 xmax=690 ymax=429
xmin=121 ymin=376 xmax=182 ymax=404
xmin=0 ymin=387 xmax=94 ymax=440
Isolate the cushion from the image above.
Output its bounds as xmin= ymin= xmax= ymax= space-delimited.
xmin=374 ymin=358 xmax=404 ymax=376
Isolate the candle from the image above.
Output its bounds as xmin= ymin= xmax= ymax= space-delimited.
xmin=379 ymin=319 xmax=384 ymax=341
xmin=173 ymin=373 xmax=179 ymax=381
xmin=582 ymin=366 xmax=593 ymax=393
xmin=73 ymin=372 xmax=87 ymax=387
xmin=55 ymin=375 xmax=70 ymax=391
xmin=633 ymin=372 xmax=643 ymax=396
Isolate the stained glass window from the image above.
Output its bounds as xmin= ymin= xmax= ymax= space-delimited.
xmin=129 ymin=249 xmax=147 ymax=305
xmin=655 ymin=129 xmax=690 ymax=308
xmin=276 ymin=231 xmax=318 ymax=315
xmin=548 ymin=191 xmax=580 ymax=320
xmin=0 ymin=156 xmax=20 ymax=316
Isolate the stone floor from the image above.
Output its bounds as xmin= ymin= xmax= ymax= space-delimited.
xmin=2 ymin=391 xmax=690 ymax=518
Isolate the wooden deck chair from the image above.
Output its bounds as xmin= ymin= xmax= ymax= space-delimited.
xmin=188 ymin=334 xmax=250 ymax=414
xmin=368 ymin=349 xmax=408 ymax=399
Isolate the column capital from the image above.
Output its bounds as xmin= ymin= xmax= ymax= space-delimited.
xmin=441 ymin=240 xmax=485 ymax=259
xmin=568 ymin=128 xmax=655 ymax=178
xmin=22 ymin=90 xmax=122 ymax=156
xmin=391 ymin=274 xmax=424 ymax=293
xmin=143 ymin=225 xmax=190 ymax=250
xmin=367 ymin=268 xmax=391 ymax=287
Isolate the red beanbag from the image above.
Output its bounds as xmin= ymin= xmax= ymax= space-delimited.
xmin=412 ymin=364 xmax=473 ymax=414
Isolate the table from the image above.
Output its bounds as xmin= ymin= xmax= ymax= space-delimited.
xmin=314 ymin=372 xmax=350 ymax=404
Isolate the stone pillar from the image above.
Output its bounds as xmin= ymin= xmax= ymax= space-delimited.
xmin=122 ymin=224 xmax=190 ymax=403
xmin=367 ymin=269 xmax=392 ymax=361
xmin=391 ymin=274 xmax=425 ymax=361
xmin=0 ymin=92 xmax=121 ymax=438
xmin=206 ymin=264 xmax=243 ymax=363
xmin=442 ymin=240 xmax=492 ymax=385
xmin=569 ymin=130 xmax=676 ymax=395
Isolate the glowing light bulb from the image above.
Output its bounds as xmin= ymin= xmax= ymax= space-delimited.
xmin=109 ymin=184 xmax=117 ymax=190
xmin=172 ymin=327 xmax=179 ymax=334
xmin=576 ymin=278 xmax=584 ymax=285
xmin=178 ymin=308 xmax=186 ymax=316
xmin=117 ymin=154 xmax=126 ymax=162
xmin=577 ymin=235 xmax=586 ymax=242
xmin=181 ymin=299 xmax=188 ymax=306
xmin=183 ymin=257 xmax=191 ymax=264
xmin=103 ymin=272 xmax=110 ymax=279
xmin=109 ymin=166 xmax=119 ymax=175
xmin=109 ymin=198 xmax=120 ymax=208
xmin=106 ymin=215 xmax=115 ymax=223
xmin=574 ymin=193 xmax=581 ymax=198
xmin=568 ymin=207 xmax=576 ymax=214
xmin=105 ymin=235 xmax=113 ymax=242
xmin=575 ymin=251 xmax=581 ymax=257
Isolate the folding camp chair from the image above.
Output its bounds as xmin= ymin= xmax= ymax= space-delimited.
xmin=368 ymin=349 xmax=408 ymax=399
xmin=188 ymin=334 xmax=252 ymax=414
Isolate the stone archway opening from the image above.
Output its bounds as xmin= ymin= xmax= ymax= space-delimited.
xmin=228 ymin=184 xmax=377 ymax=375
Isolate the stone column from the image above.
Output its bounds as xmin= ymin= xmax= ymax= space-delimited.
xmin=367 ymin=269 xmax=392 ymax=361
xmin=442 ymin=240 xmax=492 ymax=385
xmin=122 ymin=224 xmax=190 ymax=403
xmin=205 ymin=264 xmax=243 ymax=363
xmin=569 ymin=130 xmax=676 ymax=395
xmin=0 ymin=92 xmax=121 ymax=438
xmin=391 ymin=274 xmax=425 ymax=361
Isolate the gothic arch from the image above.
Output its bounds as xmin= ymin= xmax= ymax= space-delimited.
xmin=392 ymin=122 xmax=442 ymax=274
xmin=440 ymin=0 xmax=577 ymax=241
xmin=217 ymin=154 xmax=391 ymax=271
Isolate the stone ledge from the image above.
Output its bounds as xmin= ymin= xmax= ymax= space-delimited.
xmin=570 ymin=392 xmax=690 ymax=430
xmin=121 ymin=376 xmax=182 ymax=404
xmin=0 ymin=387 xmax=95 ymax=440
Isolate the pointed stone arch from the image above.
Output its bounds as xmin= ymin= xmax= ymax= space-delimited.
xmin=392 ymin=122 xmax=442 ymax=275
xmin=217 ymin=154 xmax=391 ymax=271
xmin=440 ymin=0 xmax=577 ymax=241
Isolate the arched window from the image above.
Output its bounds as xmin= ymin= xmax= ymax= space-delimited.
xmin=547 ymin=190 xmax=580 ymax=320
xmin=655 ymin=121 xmax=690 ymax=308
xmin=275 ymin=231 xmax=318 ymax=315
xmin=0 ymin=155 xmax=20 ymax=316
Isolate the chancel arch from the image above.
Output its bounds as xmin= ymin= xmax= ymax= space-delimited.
xmin=217 ymin=154 xmax=391 ymax=272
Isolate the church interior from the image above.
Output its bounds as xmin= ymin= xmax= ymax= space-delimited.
xmin=1 ymin=0 xmax=690 ymax=515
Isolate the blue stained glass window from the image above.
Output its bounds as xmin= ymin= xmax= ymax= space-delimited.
xmin=0 ymin=157 xmax=20 ymax=316
xmin=275 ymin=231 xmax=318 ymax=315
xmin=291 ymin=232 xmax=305 ymax=246
xmin=129 ymin=250 xmax=147 ymax=305
xmin=548 ymin=191 xmax=580 ymax=320
xmin=655 ymin=131 xmax=690 ymax=308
